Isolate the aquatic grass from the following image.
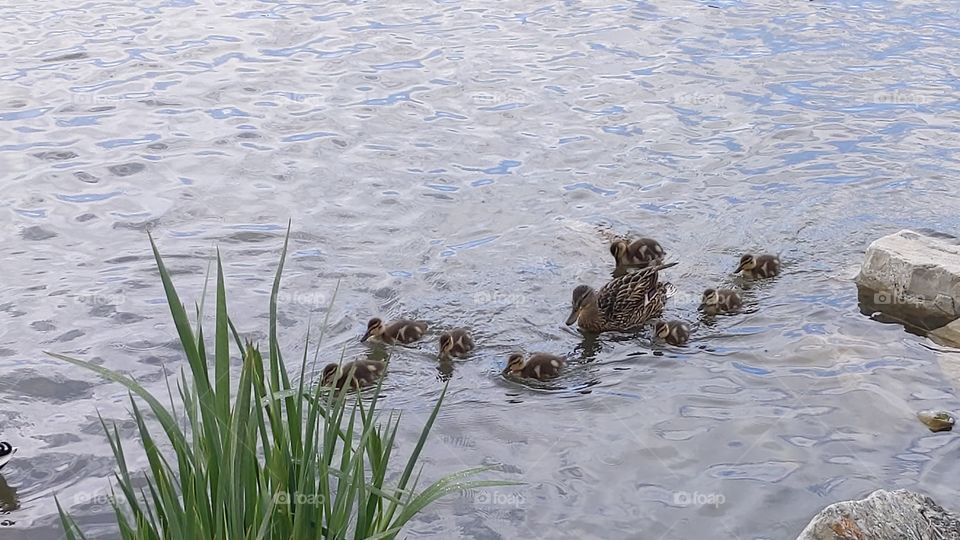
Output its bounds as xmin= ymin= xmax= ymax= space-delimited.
xmin=50 ymin=229 xmax=511 ymax=539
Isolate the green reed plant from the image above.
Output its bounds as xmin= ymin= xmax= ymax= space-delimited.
xmin=50 ymin=230 xmax=510 ymax=539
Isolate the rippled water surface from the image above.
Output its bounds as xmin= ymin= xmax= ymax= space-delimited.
xmin=3 ymin=0 xmax=960 ymax=538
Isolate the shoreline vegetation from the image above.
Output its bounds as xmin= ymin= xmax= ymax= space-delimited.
xmin=49 ymin=227 xmax=511 ymax=539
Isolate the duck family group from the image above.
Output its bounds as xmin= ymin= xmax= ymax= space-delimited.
xmin=321 ymin=237 xmax=782 ymax=389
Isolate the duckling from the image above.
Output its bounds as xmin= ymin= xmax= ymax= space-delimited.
xmin=654 ymin=320 xmax=691 ymax=346
xmin=566 ymin=261 xmax=677 ymax=333
xmin=360 ymin=317 xmax=427 ymax=344
xmin=698 ymin=288 xmax=742 ymax=316
xmin=610 ymin=238 xmax=666 ymax=273
xmin=321 ymin=360 xmax=386 ymax=389
xmin=734 ymin=253 xmax=780 ymax=279
xmin=0 ymin=442 xmax=15 ymax=471
xmin=503 ymin=352 xmax=565 ymax=381
xmin=438 ymin=328 xmax=474 ymax=360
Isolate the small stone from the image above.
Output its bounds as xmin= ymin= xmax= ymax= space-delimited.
xmin=917 ymin=410 xmax=955 ymax=432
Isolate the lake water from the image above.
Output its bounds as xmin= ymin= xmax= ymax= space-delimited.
xmin=2 ymin=0 xmax=960 ymax=538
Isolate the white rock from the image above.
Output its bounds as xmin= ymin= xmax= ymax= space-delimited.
xmin=856 ymin=229 xmax=960 ymax=321
xmin=797 ymin=489 xmax=960 ymax=540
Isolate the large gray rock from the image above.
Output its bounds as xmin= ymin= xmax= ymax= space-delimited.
xmin=797 ymin=489 xmax=960 ymax=540
xmin=857 ymin=229 xmax=960 ymax=328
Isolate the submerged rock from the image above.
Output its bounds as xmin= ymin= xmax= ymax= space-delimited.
xmin=856 ymin=229 xmax=960 ymax=331
xmin=917 ymin=410 xmax=955 ymax=432
xmin=797 ymin=489 xmax=960 ymax=540
xmin=931 ymin=318 xmax=960 ymax=348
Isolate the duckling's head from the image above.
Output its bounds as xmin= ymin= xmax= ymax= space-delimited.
xmin=505 ymin=353 xmax=525 ymax=374
xmin=734 ymin=254 xmax=757 ymax=274
xmin=361 ymin=318 xmax=383 ymax=342
xmin=438 ymin=332 xmax=454 ymax=359
xmin=321 ymin=363 xmax=339 ymax=386
xmin=654 ymin=320 xmax=671 ymax=339
xmin=566 ymin=285 xmax=595 ymax=325
xmin=698 ymin=288 xmax=719 ymax=311
xmin=610 ymin=239 xmax=629 ymax=264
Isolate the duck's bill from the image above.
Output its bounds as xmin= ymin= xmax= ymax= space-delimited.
xmin=0 ymin=447 xmax=15 ymax=470
xmin=360 ymin=330 xmax=372 ymax=342
xmin=733 ymin=262 xmax=746 ymax=274
xmin=696 ymin=303 xmax=706 ymax=311
xmin=564 ymin=309 xmax=579 ymax=325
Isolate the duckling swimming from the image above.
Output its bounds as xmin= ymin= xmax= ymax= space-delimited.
xmin=734 ymin=253 xmax=780 ymax=279
xmin=361 ymin=317 xmax=427 ymax=344
xmin=566 ymin=261 xmax=677 ymax=333
xmin=654 ymin=320 xmax=691 ymax=346
xmin=438 ymin=328 xmax=474 ymax=360
xmin=0 ymin=442 xmax=16 ymax=470
xmin=610 ymin=238 xmax=665 ymax=273
xmin=698 ymin=288 xmax=742 ymax=316
xmin=321 ymin=360 xmax=386 ymax=389
xmin=503 ymin=352 xmax=565 ymax=381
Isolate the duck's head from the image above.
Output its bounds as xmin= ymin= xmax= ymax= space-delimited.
xmin=566 ymin=285 xmax=595 ymax=325
xmin=734 ymin=254 xmax=757 ymax=274
xmin=610 ymin=239 xmax=629 ymax=265
xmin=361 ymin=318 xmax=383 ymax=342
xmin=504 ymin=353 xmax=525 ymax=374
xmin=438 ymin=332 xmax=454 ymax=360
xmin=698 ymin=288 xmax=719 ymax=311
xmin=654 ymin=320 xmax=671 ymax=339
xmin=321 ymin=363 xmax=339 ymax=386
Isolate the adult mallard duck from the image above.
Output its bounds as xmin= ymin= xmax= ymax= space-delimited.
xmin=734 ymin=253 xmax=781 ymax=279
xmin=503 ymin=352 xmax=565 ymax=380
xmin=566 ymin=261 xmax=677 ymax=333
xmin=698 ymin=288 xmax=742 ymax=316
xmin=0 ymin=442 xmax=15 ymax=470
xmin=653 ymin=320 xmax=691 ymax=346
xmin=321 ymin=360 xmax=386 ymax=389
xmin=360 ymin=317 xmax=427 ymax=344
xmin=438 ymin=328 xmax=474 ymax=360
xmin=610 ymin=238 xmax=665 ymax=274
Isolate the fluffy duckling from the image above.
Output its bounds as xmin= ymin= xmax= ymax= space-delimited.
xmin=321 ymin=360 xmax=386 ymax=389
xmin=654 ymin=320 xmax=691 ymax=346
xmin=698 ymin=288 xmax=742 ymax=316
xmin=361 ymin=317 xmax=427 ymax=344
xmin=610 ymin=238 xmax=666 ymax=273
xmin=503 ymin=352 xmax=565 ymax=381
xmin=734 ymin=253 xmax=781 ymax=279
xmin=0 ymin=442 xmax=16 ymax=470
xmin=438 ymin=328 xmax=474 ymax=360
xmin=567 ymin=261 xmax=677 ymax=333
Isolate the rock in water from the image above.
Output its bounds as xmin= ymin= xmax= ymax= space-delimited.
xmin=856 ymin=229 xmax=960 ymax=330
xmin=797 ymin=489 xmax=960 ymax=540
xmin=930 ymin=319 xmax=960 ymax=348
xmin=917 ymin=410 xmax=955 ymax=432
